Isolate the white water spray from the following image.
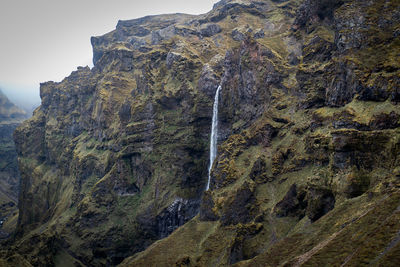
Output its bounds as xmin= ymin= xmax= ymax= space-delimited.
xmin=206 ymin=85 xmax=221 ymax=191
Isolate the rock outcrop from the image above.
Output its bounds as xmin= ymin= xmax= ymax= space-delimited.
xmin=120 ymin=0 xmax=400 ymax=266
xmin=2 ymin=0 xmax=400 ymax=266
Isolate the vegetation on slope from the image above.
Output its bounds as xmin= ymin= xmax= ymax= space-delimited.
xmin=1 ymin=0 xmax=400 ymax=266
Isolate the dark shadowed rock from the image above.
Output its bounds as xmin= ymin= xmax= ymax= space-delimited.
xmin=221 ymin=182 xmax=257 ymax=225
xmin=197 ymin=64 xmax=220 ymax=97
xmin=253 ymin=29 xmax=265 ymax=39
xmin=156 ymin=198 xmax=200 ymax=238
xmin=166 ymin=52 xmax=183 ymax=69
xmin=231 ymin=29 xmax=246 ymax=41
xmin=275 ymin=184 xmax=335 ymax=222
xmin=306 ymin=188 xmax=335 ymax=222
xmin=294 ymin=0 xmax=344 ymax=31
xmin=199 ymin=191 xmax=219 ymax=221
xmin=275 ymin=184 xmax=307 ymax=218
xmin=200 ymin=24 xmax=222 ymax=37
xmin=303 ymin=36 xmax=334 ymax=63
xmin=249 ymin=156 xmax=267 ymax=182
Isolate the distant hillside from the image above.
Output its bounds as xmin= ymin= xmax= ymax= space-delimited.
xmin=0 ymin=89 xmax=27 ymax=121
xmin=0 ymin=89 xmax=26 ymax=239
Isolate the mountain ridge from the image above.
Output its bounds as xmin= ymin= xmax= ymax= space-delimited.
xmin=1 ymin=0 xmax=400 ymax=266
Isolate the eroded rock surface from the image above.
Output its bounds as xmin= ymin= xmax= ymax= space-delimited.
xmin=2 ymin=0 xmax=400 ymax=266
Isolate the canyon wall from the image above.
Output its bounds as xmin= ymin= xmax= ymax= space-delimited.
xmin=1 ymin=0 xmax=400 ymax=266
xmin=0 ymin=90 xmax=26 ymax=240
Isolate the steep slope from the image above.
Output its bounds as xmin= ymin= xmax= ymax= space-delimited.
xmin=0 ymin=90 xmax=27 ymax=239
xmin=120 ymin=0 xmax=400 ymax=266
xmin=2 ymin=0 xmax=400 ymax=266
xmin=4 ymin=2 xmax=275 ymax=265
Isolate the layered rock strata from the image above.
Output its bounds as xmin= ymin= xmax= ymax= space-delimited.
xmin=1 ymin=0 xmax=400 ymax=266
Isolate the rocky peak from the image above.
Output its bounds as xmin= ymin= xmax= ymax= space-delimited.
xmin=90 ymin=13 xmax=197 ymax=65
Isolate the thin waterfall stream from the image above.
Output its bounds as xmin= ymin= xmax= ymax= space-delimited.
xmin=206 ymin=85 xmax=221 ymax=191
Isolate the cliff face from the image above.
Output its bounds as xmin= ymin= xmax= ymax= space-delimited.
xmin=121 ymin=0 xmax=400 ymax=266
xmin=2 ymin=0 xmax=400 ymax=266
xmin=0 ymin=90 xmax=26 ymax=239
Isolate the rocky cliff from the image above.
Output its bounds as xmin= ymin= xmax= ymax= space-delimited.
xmin=1 ymin=0 xmax=400 ymax=266
xmin=0 ymin=90 xmax=26 ymax=240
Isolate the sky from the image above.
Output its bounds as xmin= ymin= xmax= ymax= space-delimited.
xmin=0 ymin=0 xmax=219 ymax=111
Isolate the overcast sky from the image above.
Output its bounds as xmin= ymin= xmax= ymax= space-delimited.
xmin=0 ymin=0 xmax=218 ymax=110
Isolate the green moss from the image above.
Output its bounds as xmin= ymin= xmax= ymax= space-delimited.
xmin=7 ymin=1 xmax=400 ymax=266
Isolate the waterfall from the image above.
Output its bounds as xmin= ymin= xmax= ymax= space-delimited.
xmin=206 ymin=85 xmax=221 ymax=191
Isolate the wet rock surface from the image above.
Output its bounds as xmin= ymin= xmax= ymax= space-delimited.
xmin=156 ymin=198 xmax=200 ymax=238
